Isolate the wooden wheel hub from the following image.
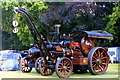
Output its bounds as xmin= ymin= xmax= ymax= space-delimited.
xmin=96 ymin=59 xmax=102 ymax=64
xmin=63 ymin=66 xmax=67 ymax=69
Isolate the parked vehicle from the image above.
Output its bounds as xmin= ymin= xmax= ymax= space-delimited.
xmin=0 ymin=50 xmax=27 ymax=60
xmin=13 ymin=7 xmax=113 ymax=78
xmin=108 ymin=47 xmax=120 ymax=63
xmin=0 ymin=50 xmax=17 ymax=53
xmin=0 ymin=52 xmax=22 ymax=71
xmin=0 ymin=50 xmax=17 ymax=61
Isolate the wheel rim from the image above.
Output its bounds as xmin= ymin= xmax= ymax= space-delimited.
xmin=35 ymin=57 xmax=42 ymax=73
xmin=39 ymin=59 xmax=54 ymax=76
xmin=56 ymin=58 xmax=73 ymax=78
xmin=36 ymin=60 xmax=40 ymax=70
xmin=21 ymin=59 xmax=31 ymax=72
xmin=90 ymin=48 xmax=109 ymax=74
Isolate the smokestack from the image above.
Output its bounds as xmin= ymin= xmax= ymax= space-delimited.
xmin=54 ymin=24 xmax=61 ymax=42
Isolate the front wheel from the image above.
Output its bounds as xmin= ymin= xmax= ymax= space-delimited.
xmin=88 ymin=47 xmax=109 ymax=75
xmin=20 ymin=57 xmax=32 ymax=73
xmin=56 ymin=57 xmax=73 ymax=78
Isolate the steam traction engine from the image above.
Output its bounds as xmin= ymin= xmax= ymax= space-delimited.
xmin=13 ymin=7 xmax=113 ymax=78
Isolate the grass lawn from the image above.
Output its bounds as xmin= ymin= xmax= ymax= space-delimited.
xmin=0 ymin=63 xmax=119 ymax=79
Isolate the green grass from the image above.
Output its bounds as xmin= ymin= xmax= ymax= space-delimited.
xmin=0 ymin=63 xmax=119 ymax=78
xmin=69 ymin=64 xmax=119 ymax=78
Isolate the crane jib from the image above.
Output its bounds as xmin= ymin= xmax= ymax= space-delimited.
xmin=14 ymin=7 xmax=53 ymax=60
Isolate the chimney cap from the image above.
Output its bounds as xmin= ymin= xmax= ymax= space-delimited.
xmin=54 ymin=24 xmax=61 ymax=27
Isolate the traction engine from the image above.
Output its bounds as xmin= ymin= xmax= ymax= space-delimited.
xmin=13 ymin=7 xmax=113 ymax=78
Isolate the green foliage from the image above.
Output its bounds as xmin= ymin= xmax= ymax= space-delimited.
xmin=105 ymin=3 xmax=120 ymax=46
xmin=2 ymin=31 xmax=28 ymax=50
xmin=1 ymin=1 xmax=119 ymax=49
xmin=39 ymin=2 xmax=115 ymax=35
xmin=1 ymin=1 xmax=48 ymax=48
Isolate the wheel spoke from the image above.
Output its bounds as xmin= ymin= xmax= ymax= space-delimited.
xmin=67 ymin=67 xmax=70 ymax=69
xmin=100 ymin=52 xmax=104 ymax=58
xmin=92 ymin=64 xmax=97 ymax=68
xmin=58 ymin=68 xmax=63 ymax=70
xmin=95 ymin=52 xmax=100 ymax=58
xmin=22 ymin=68 xmax=25 ymax=70
xmin=26 ymin=67 xmax=29 ymax=71
xmin=92 ymin=59 xmax=96 ymax=63
xmin=101 ymin=63 xmax=106 ymax=65
xmin=97 ymin=50 xmax=101 ymax=58
xmin=58 ymin=63 xmax=63 ymax=67
xmin=66 ymin=63 xmax=70 ymax=67
xmin=100 ymin=65 xmax=105 ymax=70
xmin=94 ymin=52 xmax=99 ymax=57
xmin=99 ymin=65 xmax=103 ymax=71
xmin=65 ymin=71 xmax=68 ymax=75
xmin=58 ymin=69 xmax=62 ymax=72
xmin=92 ymin=56 xmax=97 ymax=60
xmin=102 ymin=59 xmax=106 ymax=62
xmin=92 ymin=61 xmax=96 ymax=63
xmin=95 ymin=64 xmax=99 ymax=70
xmin=64 ymin=60 xmax=69 ymax=65
xmin=97 ymin=65 xmax=101 ymax=71
xmin=93 ymin=65 xmax=97 ymax=71
xmin=25 ymin=68 xmax=27 ymax=71
xmin=98 ymin=50 xmax=101 ymax=54
xmin=59 ymin=63 xmax=64 ymax=67
xmin=101 ymin=57 xmax=107 ymax=60
xmin=66 ymin=69 xmax=70 ymax=72
xmin=61 ymin=61 xmax=64 ymax=65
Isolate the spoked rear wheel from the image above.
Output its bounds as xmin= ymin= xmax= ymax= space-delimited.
xmin=56 ymin=57 xmax=73 ymax=78
xmin=39 ymin=58 xmax=54 ymax=76
xmin=88 ymin=47 xmax=109 ymax=75
xmin=20 ymin=58 xmax=32 ymax=73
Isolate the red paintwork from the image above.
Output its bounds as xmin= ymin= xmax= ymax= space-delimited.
xmin=70 ymin=42 xmax=80 ymax=47
xmin=33 ymin=58 xmax=37 ymax=62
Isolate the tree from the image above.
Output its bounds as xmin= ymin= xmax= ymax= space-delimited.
xmin=105 ymin=2 xmax=120 ymax=46
xmin=2 ymin=31 xmax=28 ymax=50
xmin=39 ymin=2 xmax=116 ymax=34
xmin=1 ymin=1 xmax=48 ymax=49
xmin=1 ymin=1 xmax=118 ymax=49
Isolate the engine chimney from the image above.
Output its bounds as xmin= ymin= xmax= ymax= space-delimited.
xmin=54 ymin=24 xmax=61 ymax=42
